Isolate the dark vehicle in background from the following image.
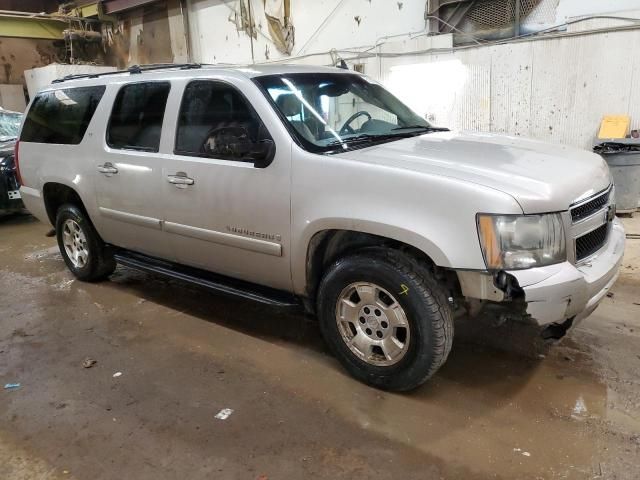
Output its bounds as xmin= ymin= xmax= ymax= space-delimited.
xmin=0 ymin=109 xmax=24 ymax=215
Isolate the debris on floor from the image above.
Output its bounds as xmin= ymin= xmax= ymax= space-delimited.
xmin=54 ymin=279 xmax=74 ymax=291
xmin=4 ymin=383 xmax=21 ymax=390
xmin=82 ymin=357 xmax=97 ymax=368
xmin=214 ymin=408 xmax=234 ymax=420
xmin=112 ymin=371 xmax=122 ymax=378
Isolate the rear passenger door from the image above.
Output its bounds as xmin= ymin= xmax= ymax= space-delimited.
xmin=160 ymin=79 xmax=292 ymax=291
xmin=93 ymin=81 xmax=173 ymax=259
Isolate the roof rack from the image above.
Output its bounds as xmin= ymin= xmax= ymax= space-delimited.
xmin=51 ymin=63 xmax=205 ymax=84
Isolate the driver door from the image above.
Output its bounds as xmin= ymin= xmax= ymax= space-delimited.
xmin=160 ymin=79 xmax=292 ymax=291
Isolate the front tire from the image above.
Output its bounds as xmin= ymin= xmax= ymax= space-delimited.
xmin=55 ymin=204 xmax=116 ymax=281
xmin=317 ymin=249 xmax=453 ymax=391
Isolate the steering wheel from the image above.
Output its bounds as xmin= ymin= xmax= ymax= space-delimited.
xmin=339 ymin=111 xmax=372 ymax=135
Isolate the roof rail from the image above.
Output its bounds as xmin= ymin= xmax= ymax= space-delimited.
xmin=51 ymin=63 xmax=204 ymax=84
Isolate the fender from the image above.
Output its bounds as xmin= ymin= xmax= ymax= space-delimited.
xmin=292 ymin=217 xmax=451 ymax=296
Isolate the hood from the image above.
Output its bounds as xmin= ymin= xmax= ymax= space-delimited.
xmin=336 ymin=131 xmax=611 ymax=213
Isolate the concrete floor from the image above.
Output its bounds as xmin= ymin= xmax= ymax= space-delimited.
xmin=1 ymin=215 xmax=639 ymax=480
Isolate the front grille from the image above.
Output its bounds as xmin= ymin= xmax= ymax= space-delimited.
xmin=575 ymin=224 xmax=609 ymax=261
xmin=571 ymin=189 xmax=610 ymax=222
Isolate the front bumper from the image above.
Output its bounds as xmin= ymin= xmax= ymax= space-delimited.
xmin=508 ymin=218 xmax=625 ymax=326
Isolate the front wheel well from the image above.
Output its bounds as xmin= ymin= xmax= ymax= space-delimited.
xmin=43 ymin=183 xmax=87 ymax=226
xmin=305 ymin=230 xmax=461 ymax=310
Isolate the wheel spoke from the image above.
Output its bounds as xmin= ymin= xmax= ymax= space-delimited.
xmin=350 ymin=331 xmax=372 ymax=358
xmin=386 ymin=305 xmax=408 ymax=327
xmin=355 ymin=284 xmax=376 ymax=304
xmin=338 ymin=298 xmax=360 ymax=322
xmin=381 ymin=336 xmax=404 ymax=361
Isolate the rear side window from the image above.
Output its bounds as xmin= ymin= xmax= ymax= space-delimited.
xmin=20 ymin=86 xmax=105 ymax=144
xmin=107 ymin=82 xmax=170 ymax=152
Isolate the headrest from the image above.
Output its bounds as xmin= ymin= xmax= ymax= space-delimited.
xmin=276 ymin=93 xmax=302 ymax=117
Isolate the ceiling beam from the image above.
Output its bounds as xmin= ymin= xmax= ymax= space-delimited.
xmin=102 ymin=0 xmax=161 ymax=15
xmin=0 ymin=15 xmax=68 ymax=39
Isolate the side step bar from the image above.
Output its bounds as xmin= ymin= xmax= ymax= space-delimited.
xmin=113 ymin=249 xmax=300 ymax=308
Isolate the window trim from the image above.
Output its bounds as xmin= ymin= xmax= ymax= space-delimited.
xmin=19 ymin=85 xmax=106 ymax=146
xmin=173 ymin=78 xmax=274 ymax=164
xmin=106 ymin=80 xmax=172 ymax=153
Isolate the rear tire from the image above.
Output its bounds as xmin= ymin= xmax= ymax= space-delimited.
xmin=317 ymin=249 xmax=453 ymax=391
xmin=55 ymin=203 xmax=116 ymax=281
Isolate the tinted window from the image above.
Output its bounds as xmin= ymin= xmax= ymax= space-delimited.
xmin=107 ymin=82 xmax=170 ymax=152
xmin=175 ymin=81 xmax=271 ymax=160
xmin=20 ymin=86 xmax=105 ymax=144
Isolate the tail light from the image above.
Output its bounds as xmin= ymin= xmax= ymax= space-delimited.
xmin=14 ymin=140 xmax=22 ymax=186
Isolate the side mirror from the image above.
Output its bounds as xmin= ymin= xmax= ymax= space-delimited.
xmin=249 ymin=139 xmax=276 ymax=168
xmin=203 ymin=126 xmax=275 ymax=168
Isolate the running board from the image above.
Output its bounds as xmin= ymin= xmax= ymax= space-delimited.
xmin=113 ymin=250 xmax=300 ymax=308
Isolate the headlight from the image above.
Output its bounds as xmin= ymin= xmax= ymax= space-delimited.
xmin=477 ymin=213 xmax=566 ymax=270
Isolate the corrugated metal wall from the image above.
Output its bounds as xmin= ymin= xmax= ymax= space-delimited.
xmin=382 ymin=27 xmax=640 ymax=150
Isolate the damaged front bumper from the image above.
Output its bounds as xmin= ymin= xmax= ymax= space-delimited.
xmin=508 ymin=218 xmax=625 ymax=326
xmin=457 ymin=218 xmax=625 ymax=327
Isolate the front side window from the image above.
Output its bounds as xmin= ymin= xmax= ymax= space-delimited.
xmin=175 ymin=80 xmax=272 ymax=161
xmin=255 ymin=73 xmax=445 ymax=153
xmin=107 ymin=82 xmax=170 ymax=152
xmin=20 ymin=86 xmax=105 ymax=145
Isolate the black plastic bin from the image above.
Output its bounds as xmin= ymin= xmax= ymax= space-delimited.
xmin=593 ymin=140 xmax=640 ymax=213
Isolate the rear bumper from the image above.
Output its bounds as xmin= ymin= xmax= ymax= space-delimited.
xmin=508 ymin=218 xmax=625 ymax=326
xmin=19 ymin=186 xmax=49 ymax=223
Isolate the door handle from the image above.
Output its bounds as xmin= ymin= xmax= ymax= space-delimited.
xmin=97 ymin=162 xmax=118 ymax=175
xmin=167 ymin=173 xmax=194 ymax=187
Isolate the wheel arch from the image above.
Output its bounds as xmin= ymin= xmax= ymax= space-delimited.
xmin=42 ymin=182 xmax=90 ymax=226
xmin=300 ymin=222 xmax=460 ymax=311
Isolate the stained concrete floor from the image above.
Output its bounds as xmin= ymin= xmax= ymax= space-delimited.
xmin=0 ymin=214 xmax=639 ymax=480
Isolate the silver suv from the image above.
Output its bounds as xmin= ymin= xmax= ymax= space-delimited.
xmin=16 ymin=64 xmax=625 ymax=391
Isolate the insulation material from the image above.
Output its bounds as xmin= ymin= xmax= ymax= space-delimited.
xmin=229 ymin=0 xmax=257 ymax=39
xmin=264 ymin=0 xmax=294 ymax=54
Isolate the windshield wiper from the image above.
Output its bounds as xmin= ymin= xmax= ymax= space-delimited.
xmin=325 ymin=133 xmax=412 ymax=148
xmin=391 ymin=125 xmax=449 ymax=132
xmin=325 ymin=127 xmax=448 ymax=149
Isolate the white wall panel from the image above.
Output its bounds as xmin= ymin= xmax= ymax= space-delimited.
xmin=0 ymin=85 xmax=26 ymax=112
xmin=488 ymin=42 xmax=533 ymax=136
xmin=384 ymin=29 xmax=640 ymax=150
xmin=186 ymin=1 xmax=640 ymax=150
xmin=187 ymin=0 xmax=427 ymax=64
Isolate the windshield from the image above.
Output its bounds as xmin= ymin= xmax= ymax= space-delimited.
xmin=0 ymin=110 xmax=22 ymax=141
xmin=255 ymin=73 xmax=442 ymax=153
